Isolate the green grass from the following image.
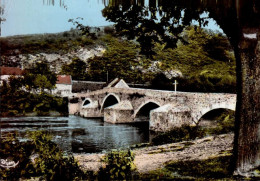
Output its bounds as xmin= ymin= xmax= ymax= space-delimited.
xmin=0 ymin=29 xmax=95 ymax=56
xmin=136 ymin=155 xmax=235 ymax=180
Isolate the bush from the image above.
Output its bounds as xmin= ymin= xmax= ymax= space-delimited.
xmin=205 ymin=110 xmax=235 ymax=135
xmin=98 ymin=149 xmax=135 ymax=180
xmin=28 ymin=131 xmax=85 ymax=181
xmin=0 ymin=131 xmax=85 ymax=181
xmin=0 ymin=134 xmax=36 ymax=180
xmin=152 ymin=125 xmax=206 ymax=145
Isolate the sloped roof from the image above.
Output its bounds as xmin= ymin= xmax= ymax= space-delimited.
xmin=0 ymin=66 xmax=23 ymax=75
xmin=106 ymin=78 xmax=129 ymax=88
xmin=57 ymin=75 xmax=72 ymax=85
xmin=114 ymin=79 xmax=129 ymax=88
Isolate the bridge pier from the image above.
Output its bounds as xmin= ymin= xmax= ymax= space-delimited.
xmin=80 ymin=101 xmax=102 ymax=118
xmin=150 ymin=104 xmax=195 ymax=132
xmin=80 ymin=107 xmax=102 ymax=118
xmin=104 ymin=101 xmax=134 ymax=123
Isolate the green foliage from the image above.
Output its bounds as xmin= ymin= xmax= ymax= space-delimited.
xmin=87 ymin=35 xmax=142 ymax=82
xmin=0 ymin=77 xmax=68 ymax=117
xmin=0 ymin=135 xmax=36 ymax=180
xmin=137 ymin=156 xmax=234 ymax=180
xmin=102 ymin=3 xmax=185 ymax=56
xmin=152 ymin=125 xmax=206 ymax=146
xmin=60 ymin=57 xmax=88 ymax=80
xmin=98 ymin=149 xmax=135 ymax=180
xmin=33 ymin=74 xmax=53 ymax=92
xmin=24 ymin=61 xmax=57 ymax=92
xmin=68 ymin=18 xmax=99 ymax=40
xmin=0 ymin=29 xmax=92 ymax=56
xmin=165 ymin=155 xmax=233 ymax=179
xmin=2 ymin=26 xmax=236 ymax=93
xmin=204 ymin=110 xmax=235 ymax=135
xmin=0 ymin=131 xmax=85 ymax=180
xmin=152 ymin=27 xmax=236 ymax=93
xmin=27 ymin=131 xmax=85 ymax=181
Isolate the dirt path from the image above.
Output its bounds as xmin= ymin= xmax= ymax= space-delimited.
xmin=74 ymin=134 xmax=234 ymax=173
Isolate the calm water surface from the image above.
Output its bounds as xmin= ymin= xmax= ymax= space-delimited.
xmin=0 ymin=116 xmax=150 ymax=153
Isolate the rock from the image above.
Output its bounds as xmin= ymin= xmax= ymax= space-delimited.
xmin=164 ymin=69 xmax=183 ymax=79
xmin=2 ymin=46 xmax=106 ymax=73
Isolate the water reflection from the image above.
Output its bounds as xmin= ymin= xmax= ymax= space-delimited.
xmin=0 ymin=116 xmax=149 ymax=153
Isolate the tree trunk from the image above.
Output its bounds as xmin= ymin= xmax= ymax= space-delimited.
xmin=233 ymin=27 xmax=260 ymax=176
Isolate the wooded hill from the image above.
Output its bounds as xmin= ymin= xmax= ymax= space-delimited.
xmin=0 ymin=26 xmax=236 ymax=93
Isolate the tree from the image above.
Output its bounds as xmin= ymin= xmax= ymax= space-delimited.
xmin=30 ymin=61 xmax=57 ymax=86
xmin=102 ymin=0 xmax=260 ymax=176
xmin=33 ymin=74 xmax=53 ymax=93
xmin=24 ymin=61 xmax=57 ymax=92
xmin=87 ymin=35 xmax=140 ymax=82
xmin=60 ymin=57 xmax=88 ymax=80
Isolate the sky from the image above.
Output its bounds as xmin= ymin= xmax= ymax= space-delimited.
xmin=0 ymin=0 xmax=223 ymax=37
xmin=1 ymin=0 xmax=112 ymax=37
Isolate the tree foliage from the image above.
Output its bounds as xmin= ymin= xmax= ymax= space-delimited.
xmin=0 ymin=132 xmax=84 ymax=180
xmin=102 ymin=0 xmax=208 ymax=56
xmin=0 ymin=62 xmax=67 ymax=117
xmin=23 ymin=61 xmax=57 ymax=93
xmin=60 ymin=57 xmax=88 ymax=80
xmin=87 ymin=35 xmax=143 ymax=82
xmin=102 ymin=0 xmax=260 ymax=175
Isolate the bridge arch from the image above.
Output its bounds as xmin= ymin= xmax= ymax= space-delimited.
xmin=101 ymin=93 xmax=120 ymax=112
xmin=134 ymin=101 xmax=161 ymax=121
xmin=82 ymin=98 xmax=92 ymax=107
xmin=195 ymin=103 xmax=236 ymax=124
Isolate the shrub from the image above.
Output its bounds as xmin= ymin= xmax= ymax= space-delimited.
xmin=152 ymin=125 xmax=206 ymax=145
xmin=0 ymin=131 xmax=85 ymax=181
xmin=98 ymin=149 xmax=135 ymax=180
xmin=0 ymin=134 xmax=36 ymax=180
xmin=27 ymin=131 xmax=85 ymax=181
xmin=205 ymin=110 xmax=235 ymax=135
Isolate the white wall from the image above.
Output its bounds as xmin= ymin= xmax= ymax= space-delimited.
xmin=52 ymin=84 xmax=72 ymax=97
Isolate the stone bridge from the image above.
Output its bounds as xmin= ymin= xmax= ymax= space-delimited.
xmin=69 ymin=79 xmax=236 ymax=132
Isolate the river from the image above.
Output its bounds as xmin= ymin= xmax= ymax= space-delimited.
xmin=0 ymin=116 xmax=150 ymax=153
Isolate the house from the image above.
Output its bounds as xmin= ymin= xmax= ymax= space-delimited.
xmin=0 ymin=66 xmax=23 ymax=85
xmin=52 ymin=75 xmax=72 ymax=97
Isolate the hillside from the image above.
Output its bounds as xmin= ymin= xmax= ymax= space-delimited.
xmin=0 ymin=26 xmax=236 ymax=93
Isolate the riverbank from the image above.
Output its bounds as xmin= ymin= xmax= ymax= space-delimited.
xmin=74 ymin=133 xmax=233 ymax=174
xmin=0 ymin=111 xmax=68 ymax=117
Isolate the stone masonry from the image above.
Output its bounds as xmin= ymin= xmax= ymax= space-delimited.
xmin=69 ymin=79 xmax=236 ymax=132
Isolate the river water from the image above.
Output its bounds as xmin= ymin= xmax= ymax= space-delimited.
xmin=0 ymin=116 xmax=150 ymax=153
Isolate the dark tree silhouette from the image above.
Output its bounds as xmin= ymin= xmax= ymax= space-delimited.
xmin=102 ymin=0 xmax=260 ymax=176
